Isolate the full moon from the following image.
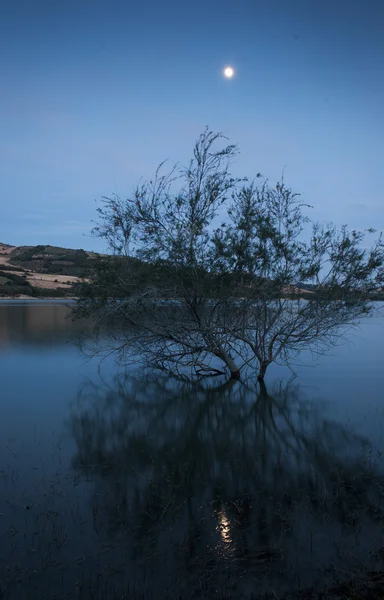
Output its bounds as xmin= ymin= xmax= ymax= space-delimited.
xmin=223 ymin=66 xmax=235 ymax=78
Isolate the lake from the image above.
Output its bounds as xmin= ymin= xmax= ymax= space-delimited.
xmin=1 ymin=301 xmax=384 ymax=599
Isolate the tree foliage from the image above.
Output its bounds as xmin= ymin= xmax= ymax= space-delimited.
xmin=75 ymin=128 xmax=384 ymax=379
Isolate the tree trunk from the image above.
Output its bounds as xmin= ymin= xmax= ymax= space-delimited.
xmin=258 ymin=379 xmax=268 ymax=397
xmin=230 ymin=369 xmax=241 ymax=379
xmin=257 ymin=361 xmax=269 ymax=381
xmin=216 ymin=346 xmax=240 ymax=380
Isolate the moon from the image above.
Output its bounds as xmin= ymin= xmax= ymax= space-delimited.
xmin=223 ymin=66 xmax=235 ymax=78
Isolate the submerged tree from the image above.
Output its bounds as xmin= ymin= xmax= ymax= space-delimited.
xmin=75 ymin=128 xmax=384 ymax=380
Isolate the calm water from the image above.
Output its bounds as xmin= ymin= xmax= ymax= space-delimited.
xmin=1 ymin=301 xmax=384 ymax=599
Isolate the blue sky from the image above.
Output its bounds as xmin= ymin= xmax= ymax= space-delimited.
xmin=1 ymin=0 xmax=383 ymax=251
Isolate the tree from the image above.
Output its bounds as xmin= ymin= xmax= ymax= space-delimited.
xmin=75 ymin=128 xmax=384 ymax=380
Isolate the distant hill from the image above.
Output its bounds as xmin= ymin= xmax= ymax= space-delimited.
xmin=0 ymin=243 xmax=97 ymax=298
xmin=1 ymin=243 xmax=383 ymax=300
xmin=8 ymin=244 xmax=97 ymax=277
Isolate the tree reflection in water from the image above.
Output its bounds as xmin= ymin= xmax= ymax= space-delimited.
xmin=69 ymin=374 xmax=384 ymax=598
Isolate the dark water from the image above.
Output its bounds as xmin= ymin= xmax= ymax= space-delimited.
xmin=1 ymin=302 xmax=384 ymax=599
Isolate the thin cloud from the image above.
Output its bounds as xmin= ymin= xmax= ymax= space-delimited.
xmin=350 ymin=203 xmax=383 ymax=211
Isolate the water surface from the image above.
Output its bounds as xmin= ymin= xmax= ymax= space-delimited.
xmin=1 ymin=302 xmax=384 ymax=599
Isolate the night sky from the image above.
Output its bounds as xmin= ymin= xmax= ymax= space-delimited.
xmin=1 ymin=0 xmax=383 ymax=251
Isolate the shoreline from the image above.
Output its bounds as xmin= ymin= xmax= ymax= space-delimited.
xmin=0 ymin=296 xmax=77 ymax=302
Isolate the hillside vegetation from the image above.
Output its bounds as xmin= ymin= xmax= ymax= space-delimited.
xmin=9 ymin=245 xmax=96 ymax=276
xmin=0 ymin=243 xmax=96 ymax=297
xmin=1 ymin=241 xmax=384 ymax=300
